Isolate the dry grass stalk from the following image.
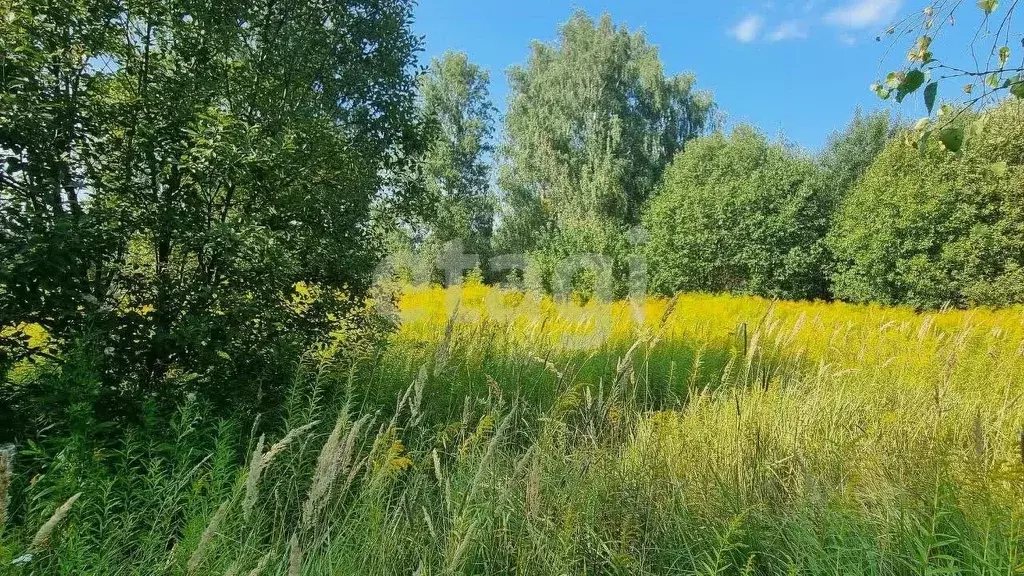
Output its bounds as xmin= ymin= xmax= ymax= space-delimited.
xmin=287 ymin=533 xmax=303 ymax=576
xmin=262 ymin=421 xmax=319 ymax=465
xmin=409 ymin=365 xmax=428 ymax=424
xmin=972 ymin=410 xmax=985 ymax=460
xmin=460 ymin=396 xmax=472 ymax=433
xmin=187 ymin=500 xmax=231 ymax=575
xmin=1019 ymin=429 xmax=1024 ymax=466
xmin=337 ymin=416 xmax=373 ymax=493
xmin=434 ymin=300 xmax=460 ymax=376
xmin=445 ymin=517 xmax=478 ymax=574
xmin=243 ymin=434 xmax=266 ymax=521
xmin=30 ymin=492 xmax=81 ymax=551
xmin=531 ymin=355 xmax=564 ymax=379
xmin=465 ymin=410 xmax=514 ymax=508
xmin=432 ymin=449 xmax=444 ymax=484
xmin=0 ymin=446 xmax=12 ymax=531
xmin=302 ymin=409 xmax=367 ymax=529
xmin=422 ymin=505 xmax=438 ymax=541
xmin=649 ymin=293 xmax=681 ymax=348
xmin=244 ymin=421 xmax=318 ymax=520
xmin=525 ymin=453 xmax=541 ymax=517
xmin=246 ymin=552 xmax=273 ymax=576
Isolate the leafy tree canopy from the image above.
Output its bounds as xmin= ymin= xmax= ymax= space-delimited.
xmin=829 ymin=100 xmax=1024 ymax=308
xmin=417 ymin=51 xmax=495 ymax=260
xmin=820 ymin=109 xmax=899 ymax=198
xmin=495 ymin=10 xmax=714 ymax=294
xmin=643 ymin=127 xmax=832 ymax=300
xmin=0 ymin=0 xmax=424 ymax=435
xmin=496 ymin=10 xmax=714 ymax=234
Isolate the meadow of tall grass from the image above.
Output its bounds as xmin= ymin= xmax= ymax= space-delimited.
xmin=2 ymin=281 xmax=1024 ymax=574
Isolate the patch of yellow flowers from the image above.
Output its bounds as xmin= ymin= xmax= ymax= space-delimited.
xmin=396 ymin=281 xmax=1024 ymax=521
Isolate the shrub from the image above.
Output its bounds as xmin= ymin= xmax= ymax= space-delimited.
xmin=828 ymin=101 xmax=1024 ymax=308
xmin=643 ymin=126 xmax=832 ymax=299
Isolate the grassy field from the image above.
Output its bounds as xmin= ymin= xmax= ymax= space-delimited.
xmin=3 ymin=282 xmax=1024 ymax=574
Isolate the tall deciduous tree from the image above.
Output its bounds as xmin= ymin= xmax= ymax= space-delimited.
xmin=418 ymin=51 xmax=495 ymax=265
xmin=0 ymin=0 xmax=424 ymax=433
xmin=820 ymin=109 xmax=898 ymax=200
xmin=494 ymin=11 xmax=714 ymax=292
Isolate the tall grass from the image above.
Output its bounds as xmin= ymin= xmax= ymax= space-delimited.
xmin=1 ymin=283 xmax=1023 ymax=574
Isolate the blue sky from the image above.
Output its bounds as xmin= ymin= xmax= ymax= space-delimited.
xmin=413 ymin=0 xmax=982 ymax=151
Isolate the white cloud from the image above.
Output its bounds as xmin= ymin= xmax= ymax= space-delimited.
xmin=729 ymin=15 xmax=764 ymax=43
xmin=837 ymin=33 xmax=858 ymax=46
xmin=767 ymin=20 xmax=809 ymax=41
xmin=824 ymin=0 xmax=901 ymax=29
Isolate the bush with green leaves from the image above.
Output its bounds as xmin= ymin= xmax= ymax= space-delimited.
xmin=522 ymin=216 xmax=635 ymax=301
xmin=643 ymin=126 xmax=832 ymax=300
xmin=828 ymin=101 xmax=1024 ymax=308
xmin=0 ymin=0 xmax=425 ymax=439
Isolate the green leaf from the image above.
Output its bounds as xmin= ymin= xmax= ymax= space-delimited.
xmin=871 ymin=83 xmax=892 ymax=100
xmin=938 ymin=125 xmax=965 ymax=152
xmin=986 ymin=73 xmax=1000 ymax=89
xmin=918 ymin=129 xmax=932 ymax=153
xmin=999 ymin=46 xmax=1011 ymax=68
xmin=1011 ymin=76 xmax=1024 ymax=99
xmin=990 ymin=161 xmax=1008 ymax=176
xmin=978 ymin=0 xmax=999 ymax=14
xmin=896 ymin=70 xmax=927 ymax=103
xmin=924 ymin=82 xmax=938 ymax=114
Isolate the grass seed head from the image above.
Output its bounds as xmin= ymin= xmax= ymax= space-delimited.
xmin=188 ymin=500 xmax=231 ymax=575
xmin=30 ymin=492 xmax=81 ymax=551
xmin=302 ymin=409 xmax=351 ymax=529
xmin=263 ymin=421 xmax=318 ymax=466
xmin=287 ymin=533 xmax=303 ymax=576
xmin=0 ymin=445 xmax=12 ymax=531
xmin=243 ymin=434 xmax=266 ymax=521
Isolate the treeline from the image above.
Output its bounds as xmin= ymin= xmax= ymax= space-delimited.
xmin=644 ymin=103 xmax=1024 ymax=309
xmin=402 ymin=12 xmax=1024 ymax=311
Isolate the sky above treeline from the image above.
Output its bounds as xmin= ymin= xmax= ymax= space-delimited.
xmin=413 ymin=0 xmax=988 ymax=151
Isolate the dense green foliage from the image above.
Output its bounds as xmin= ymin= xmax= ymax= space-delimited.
xmin=819 ymin=109 xmax=897 ymax=200
xmin=643 ymin=127 xmax=832 ymax=299
xmin=829 ymin=102 xmax=1024 ymax=308
xmin=414 ymin=51 xmax=495 ymax=269
xmin=495 ymin=11 xmax=714 ymax=293
xmin=0 ymin=0 xmax=424 ymax=437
